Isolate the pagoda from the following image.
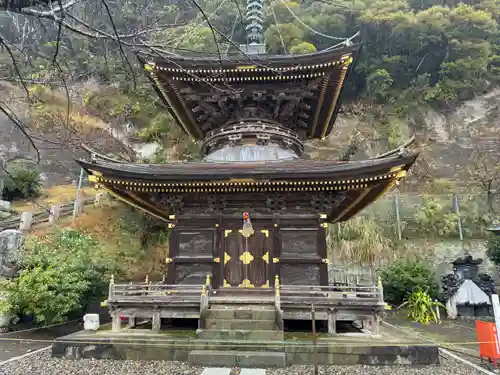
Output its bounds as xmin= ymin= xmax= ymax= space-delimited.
xmin=76 ymin=5 xmax=417 ymax=337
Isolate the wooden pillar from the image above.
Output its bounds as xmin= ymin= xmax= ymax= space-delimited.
xmin=317 ymin=223 xmax=328 ymax=285
xmin=166 ymin=226 xmax=178 ymax=284
xmin=328 ymin=309 xmax=336 ymax=334
xmin=213 ymin=219 xmax=222 ymax=289
xmin=111 ymin=312 xmax=121 ymax=332
xmin=272 ymin=218 xmax=281 ymax=286
xmin=152 ymin=311 xmax=161 ymax=333
xmin=372 ymin=312 xmax=380 ymax=336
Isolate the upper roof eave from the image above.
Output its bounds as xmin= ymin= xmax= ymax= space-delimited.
xmin=137 ymin=43 xmax=362 ymax=71
xmin=76 ymin=153 xmax=417 ymax=182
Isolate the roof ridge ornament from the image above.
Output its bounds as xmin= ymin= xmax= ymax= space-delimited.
xmin=242 ymin=0 xmax=266 ymax=55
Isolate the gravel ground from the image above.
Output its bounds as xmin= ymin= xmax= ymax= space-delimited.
xmin=0 ymin=349 xmax=488 ymax=375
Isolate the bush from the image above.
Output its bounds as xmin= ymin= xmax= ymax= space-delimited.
xmin=486 ymin=234 xmax=500 ymax=267
xmin=1 ymin=163 xmax=42 ymax=201
xmin=401 ymin=288 xmax=444 ymax=324
xmin=412 ymin=197 xmax=458 ymax=237
xmin=2 ymin=229 xmax=117 ymax=324
xmin=380 ymin=259 xmax=439 ymax=305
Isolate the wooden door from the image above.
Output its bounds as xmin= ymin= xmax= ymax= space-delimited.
xmin=222 ymin=229 xmax=270 ymax=288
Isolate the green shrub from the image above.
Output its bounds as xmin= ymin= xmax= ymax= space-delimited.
xmin=400 ymin=288 xmax=444 ymax=324
xmin=1 ymin=163 xmax=42 ymax=201
xmin=412 ymin=197 xmax=458 ymax=237
xmin=486 ymin=234 xmax=500 ymax=267
xmin=2 ymin=229 xmax=118 ymax=324
xmin=380 ymin=259 xmax=439 ymax=305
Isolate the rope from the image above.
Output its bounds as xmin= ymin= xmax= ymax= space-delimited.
xmin=271 ymin=4 xmax=287 ymax=54
xmin=280 ymin=0 xmax=347 ymax=41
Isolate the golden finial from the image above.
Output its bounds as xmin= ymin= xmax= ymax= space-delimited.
xmin=205 ymin=275 xmax=211 ymax=286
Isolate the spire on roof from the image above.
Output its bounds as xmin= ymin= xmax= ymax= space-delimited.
xmin=241 ymin=0 xmax=266 ymax=54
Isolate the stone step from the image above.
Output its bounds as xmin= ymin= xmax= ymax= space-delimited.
xmin=196 ymin=329 xmax=284 ymax=341
xmin=188 ymin=350 xmax=286 ymax=368
xmin=205 ymin=318 xmax=275 ymax=330
xmin=208 ymin=307 xmax=275 ymax=321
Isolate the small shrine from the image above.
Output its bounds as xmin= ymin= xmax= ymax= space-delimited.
xmin=442 ymin=255 xmax=496 ymax=319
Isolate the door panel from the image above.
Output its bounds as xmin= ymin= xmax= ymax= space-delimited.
xmin=222 ymin=229 xmax=270 ymax=288
xmin=223 ymin=230 xmax=245 ymax=287
xmin=247 ymin=230 xmax=270 ymax=288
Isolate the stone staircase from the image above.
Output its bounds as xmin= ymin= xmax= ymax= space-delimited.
xmin=188 ymin=304 xmax=286 ymax=368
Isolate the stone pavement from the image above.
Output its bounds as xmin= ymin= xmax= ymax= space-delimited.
xmin=0 ymin=320 xmax=81 ymax=362
xmin=200 ymin=368 xmax=266 ymax=375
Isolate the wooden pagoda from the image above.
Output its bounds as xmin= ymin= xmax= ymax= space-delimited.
xmin=77 ymin=44 xmax=417 ymax=337
xmin=79 ymin=44 xmax=416 ymax=289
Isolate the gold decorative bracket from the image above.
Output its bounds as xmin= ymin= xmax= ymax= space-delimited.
xmin=262 ymin=280 xmax=270 ymax=288
xmin=224 ymin=230 xmax=233 ymax=238
xmin=223 ymin=279 xmax=230 ymax=288
xmin=165 ymin=258 xmax=173 ymax=264
xmin=273 ymin=258 xmax=280 ymax=263
xmin=224 ymin=252 xmax=231 ymax=265
xmin=263 ymin=252 xmax=269 ymax=264
xmin=319 ymin=213 xmax=327 ymax=219
xmin=238 ymin=279 xmax=255 ymax=288
xmin=168 ymin=214 xmax=176 ymax=220
xmin=322 ymin=258 xmax=329 ymax=264
xmin=320 ymin=223 xmax=328 ymax=228
xmin=239 ymin=251 xmax=254 ymax=265
xmin=168 ymin=223 xmax=176 ymax=228
xmin=261 ymin=230 xmax=269 ymax=238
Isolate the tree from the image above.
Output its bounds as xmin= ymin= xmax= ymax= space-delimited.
xmin=466 ymin=140 xmax=500 ymax=213
xmin=1 ymin=163 xmax=42 ymax=201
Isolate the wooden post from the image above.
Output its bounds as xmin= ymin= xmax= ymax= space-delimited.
xmin=378 ymin=276 xmax=384 ymax=303
xmin=72 ymin=168 xmax=84 ymax=222
xmin=111 ymin=312 xmax=121 ymax=332
xmin=394 ymin=187 xmax=402 ymax=241
xmin=49 ymin=205 xmax=61 ymax=224
xmin=452 ymin=193 xmax=464 ymax=242
xmin=274 ymin=274 xmax=281 ymax=310
xmin=372 ymin=311 xmax=380 ymax=336
xmin=491 ymin=294 xmax=500 ymax=344
xmin=0 ymin=155 xmax=5 ymax=199
xmin=94 ymin=192 xmax=103 ymax=207
xmin=152 ymin=311 xmax=161 ymax=333
xmin=19 ymin=212 xmax=33 ymax=230
xmin=312 ymin=301 xmax=318 ymax=375
xmin=108 ymin=274 xmax=114 ymax=301
xmin=328 ymin=308 xmax=336 ymax=334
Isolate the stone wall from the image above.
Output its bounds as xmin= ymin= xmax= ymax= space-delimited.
xmin=329 ymin=238 xmax=497 ymax=283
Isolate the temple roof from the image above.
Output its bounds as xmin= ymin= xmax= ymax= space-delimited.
xmin=138 ymin=44 xmax=361 ymax=142
xmin=77 ymin=152 xmax=416 ymax=223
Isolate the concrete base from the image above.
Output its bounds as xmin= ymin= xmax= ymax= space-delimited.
xmin=51 ymin=324 xmax=439 ymax=366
